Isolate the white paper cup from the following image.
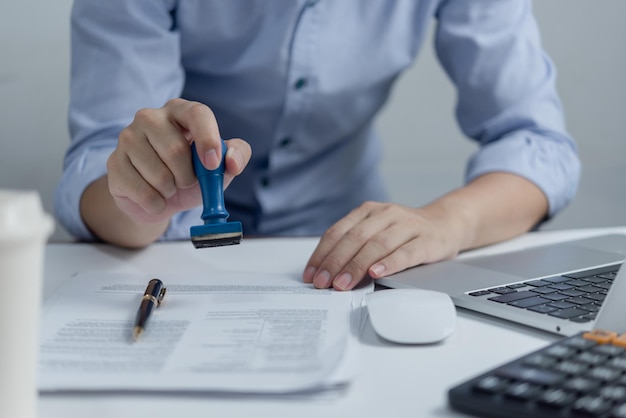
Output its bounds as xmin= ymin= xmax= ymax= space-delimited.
xmin=0 ymin=190 xmax=54 ymax=418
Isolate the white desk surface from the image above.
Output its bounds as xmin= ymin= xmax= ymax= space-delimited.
xmin=40 ymin=227 xmax=626 ymax=418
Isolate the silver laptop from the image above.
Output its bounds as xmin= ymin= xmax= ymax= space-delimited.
xmin=378 ymin=234 xmax=626 ymax=336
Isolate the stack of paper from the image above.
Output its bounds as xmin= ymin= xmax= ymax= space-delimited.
xmin=38 ymin=271 xmax=370 ymax=394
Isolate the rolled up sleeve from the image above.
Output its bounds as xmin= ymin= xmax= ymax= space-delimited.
xmin=54 ymin=0 xmax=183 ymax=239
xmin=434 ymin=0 xmax=580 ymax=217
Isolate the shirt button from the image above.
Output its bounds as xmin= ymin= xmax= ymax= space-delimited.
xmin=279 ymin=137 xmax=292 ymax=147
xmin=260 ymin=177 xmax=270 ymax=188
xmin=294 ymin=77 xmax=307 ymax=90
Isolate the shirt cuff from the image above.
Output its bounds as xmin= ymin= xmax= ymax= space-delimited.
xmin=466 ymin=130 xmax=580 ymax=218
xmin=54 ymin=145 xmax=114 ymax=241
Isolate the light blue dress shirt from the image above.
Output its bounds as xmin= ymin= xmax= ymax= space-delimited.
xmin=56 ymin=0 xmax=580 ymax=241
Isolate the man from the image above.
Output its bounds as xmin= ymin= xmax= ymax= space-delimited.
xmin=55 ymin=1 xmax=580 ymax=292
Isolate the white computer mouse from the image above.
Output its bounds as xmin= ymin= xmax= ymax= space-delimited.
xmin=365 ymin=288 xmax=456 ymax=344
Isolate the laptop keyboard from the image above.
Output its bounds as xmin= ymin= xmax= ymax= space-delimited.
xmin=468 ymin=264 xmax=621 ymax=323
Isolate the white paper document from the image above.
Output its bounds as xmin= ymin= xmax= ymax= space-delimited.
xmin=38 ymin=271 xmax=370 ymax=393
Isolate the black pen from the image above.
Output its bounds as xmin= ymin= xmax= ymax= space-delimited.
xmin=132 ymin=278 xmax=167 ymax=341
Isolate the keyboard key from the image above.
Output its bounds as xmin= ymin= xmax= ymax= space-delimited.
xmin=559 ymin=289 xmax=586 ymax=297
xmin=488 ymin=287 xmax=516 ymax=295
xmin=548 ymin=300 xmax=576 ymax=310
xmin=570 ymin=316 xmax=593 ymax=323
xmin=530 ymin=286 xmax=558 ymax=294
xmin=564 ymin=279 xmax=589 ymax=287
xmin=566 ymin=297 xmax=595 ymax=305
xmin=528 ymin=305 xmax=557 ymax=314
xmin=488 ymin=290 xmax=536 ymax=303
xmin=576 ymin=284 xmax=603 ymax=293
xmin=549 ymin=307 xmax=589 ymax=319
xmin=468 ymin=290 xmax=491 ymax=296
xmin=543 ymin=276 xmax=572 ymax=284
xmin=524 ymin=279 xmax=551 ymax=287
xmin=509 ymin=296 xmax=550 ymax=308
xmin=579 ymin=303 xmax=601 ymax=312
xmin=506 ymin=283 xmax=527 ymax=289
xmin=541 ymin=293 xmax=570 ymax=301
xmin=585 ymin=293 xmax=606 ymax=302
xmin=584 ymin=277 xmax=609 ymax=284
xmin=594 ymin=281 xmax=613 ymax=290
xmin=547 ymin=283 xmax=574 ymax=291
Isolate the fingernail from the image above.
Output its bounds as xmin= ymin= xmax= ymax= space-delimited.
xmin=333 ymin=272 xmax=352 ymax=291
xmin=226 ymin=147 xmax=244 ymax=171
xmin=303 ymin=266 xmax=316 ymax=283
xmin=370 ymin=263 xmax=386 ymax=277
xmin=313 ymin=270 xmax=332 ymax=288
xmin=204 ymin=149 xmax=220 ymax=169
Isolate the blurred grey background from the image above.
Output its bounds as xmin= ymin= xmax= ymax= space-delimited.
xmin=1 ymin=1 xmax=625 ymax=242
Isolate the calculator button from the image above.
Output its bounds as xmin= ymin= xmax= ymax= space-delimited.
xmin=572 ymin=395 xmax=612 ymax=415
xmin=473 ymin=375 xmax=509 ymax=394
xmin=613 ymin=334 xmax=626 ymax=349
xmin=537 ymin=388 xmax=576 ymax=408
xmin=495 ymin=364 xmax=565 ymax=386
xmin=600 ymin=385 xmax=626 ymax=402
xmin=523 ymin=353 xmax=558 ymax=368
xmin=576 ymin=351 xmax=609 ymax=366
xmin=545 ymin=344 xmax=577 ymax=359
xmin=503 ymin=382 xmax=541 ymax=400
xmin=608 ymin=357 xmax=626 ymax=371
xmin=594 ymin=344 xmax=626 ymax=357
xmin=563 ymin=376 xmax=602 ymax=392
xmin=587 ymin=366 xmax=622 ymax=382
xmin=611 ymin=403 xmax=626 ymax=418
xmin=563 ymin=336 xmax=598 ymax=350
xmin=583 ymin=330 xmax=617 ymax=344
xmin=554 ymin=360 xmax=588 ymax=376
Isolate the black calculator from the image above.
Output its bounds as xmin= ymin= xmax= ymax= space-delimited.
xmin=448 ymin=330 xmax=626 ymax=418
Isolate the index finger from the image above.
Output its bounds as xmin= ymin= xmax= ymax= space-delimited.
xmin=164 ymin=99 xmax=222 ymax=170
xmin=302 ymin=206 xmax=368 ymax=284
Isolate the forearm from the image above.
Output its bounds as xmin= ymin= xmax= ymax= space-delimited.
xmin=421 ymin=172 xmax=549 ymax=252
xmin=80 ymin=176 xmax=169 ymax=248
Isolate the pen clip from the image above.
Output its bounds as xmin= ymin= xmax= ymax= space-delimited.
xmin=157 ymin=287 xmax=167 ymax=306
